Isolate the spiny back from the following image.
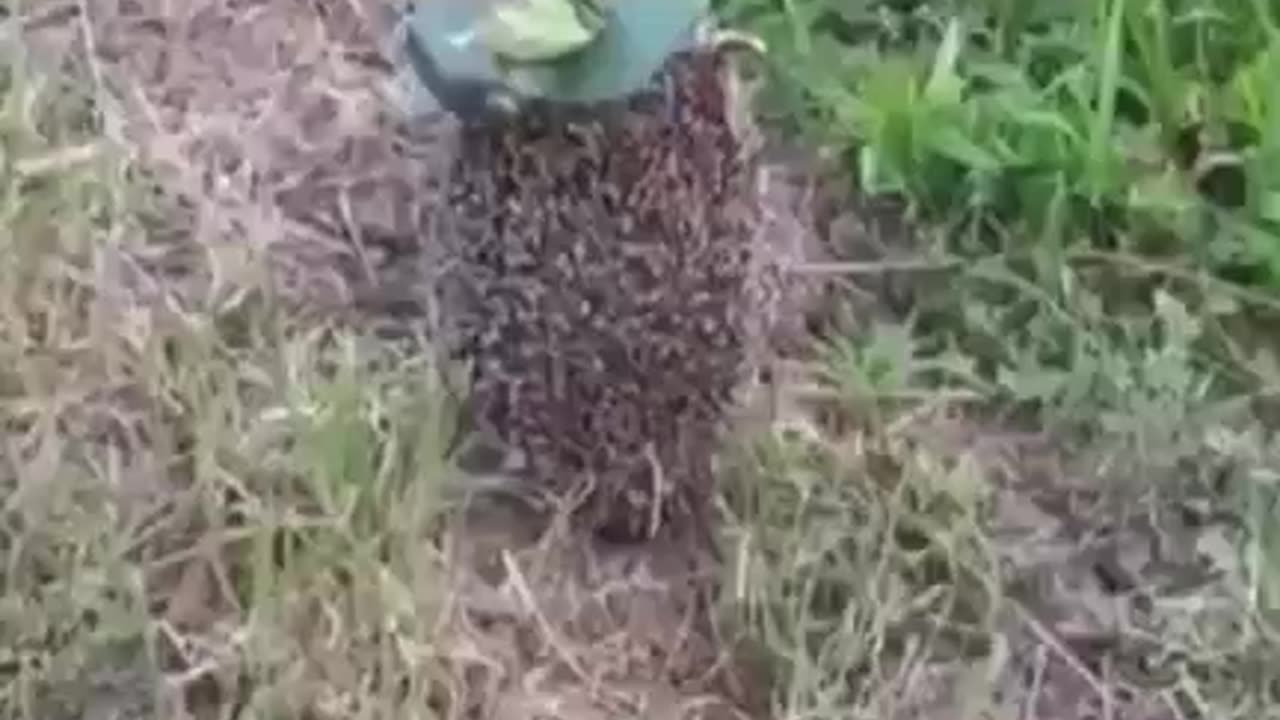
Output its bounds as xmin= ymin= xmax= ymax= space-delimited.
xmin=440 ymin=48 xmax=763 ymax=544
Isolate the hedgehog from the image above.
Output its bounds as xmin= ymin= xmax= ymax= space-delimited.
xmin=435 ymin=34 xmax=775 ymax=547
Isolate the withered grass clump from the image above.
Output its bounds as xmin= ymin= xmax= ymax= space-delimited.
xmin=440 ymin=48 xmax=767 ymax=546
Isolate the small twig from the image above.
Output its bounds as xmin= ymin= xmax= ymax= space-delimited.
xmin=1100 ymin=654 xmax=1116 ymax=720
xmin=1020 ymin=644 xmax=1049 ymax=720
xmin=337 ymin=187 xmax=380 ymax=288
xmin=75 ymin=0 xmax=105 ymax=97
xmin=141 ymin=517 xmax=336 ymax=572
xmin=1068 ymin=248 xmax=1280 ymax=314
xmin=1012 ymin=599 xmax=1118 ymax=711
xmin=14 ymin=143 xmax=101 ymax=176
xmin=500 ymin=549 xmax=633 ymax=708
xmin=644 ymin=442 xmax=665 ymax=540
xmin=790 ymin=258 xmax=963 ymax=275
xmin=792 ymin=247 xmax=1280 ymax=320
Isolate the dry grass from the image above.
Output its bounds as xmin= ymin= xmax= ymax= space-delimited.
xmin=715 ymin=286 xmax=1280 ymax=719
xmin=5 ymin=1 xmax=451 ymax=717
xmin=5 ymin=1 xmax=1280 ymax=720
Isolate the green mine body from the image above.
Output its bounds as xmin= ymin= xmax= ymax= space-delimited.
xmin=405 ymin=0 xmax=708 ymax=120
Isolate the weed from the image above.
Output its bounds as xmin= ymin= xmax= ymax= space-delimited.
xmin=718 ymin=0 xmax=1280 ymax=283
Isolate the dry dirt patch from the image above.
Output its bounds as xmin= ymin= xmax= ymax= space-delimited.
xmin=29 ymin=0 xmax=452 ymax=329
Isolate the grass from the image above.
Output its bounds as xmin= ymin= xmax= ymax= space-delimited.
xmin=710 ymin=0 xmax=1280 ymax=717
xmin=718 ymin=287 xmax=1280 ymax=717
xmin=719 ymin=0 xmax=1280 ymax=279
xmin=5 ymin=0 xmax=1280 ymax=718
xmin=0 ymin=33 xmax=456 ymax=718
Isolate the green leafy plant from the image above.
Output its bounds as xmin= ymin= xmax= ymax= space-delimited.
xmin=719 ymin=0 xmax=1280 ymax=285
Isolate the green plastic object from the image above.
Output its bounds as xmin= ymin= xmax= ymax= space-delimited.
xmin=477 ymin=0 xmax=611 ymax=63
xmin=405 ymin=0 xmax=708 ymax=118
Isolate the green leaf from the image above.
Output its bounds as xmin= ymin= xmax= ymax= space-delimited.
xmin=1085 ymin=0 xmax=1126 ymax=202
xmin=478 ymin=0 xmax=610 ymax=62
xmin=1262 ymin=190 xmax=1280 ymax=224
xmin=924 ymin=18 xmax=965 ymax=106
xmin=925 ymin=122 xmax=1001 ymax=171
xmin=498 ymin=0 xmax=710 ymax=103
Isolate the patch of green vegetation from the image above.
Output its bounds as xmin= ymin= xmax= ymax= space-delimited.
xmin=719 ymin=0 xmax=1280 ymax=285
xmin=713 ymin=0 xmax=1280 ymax=717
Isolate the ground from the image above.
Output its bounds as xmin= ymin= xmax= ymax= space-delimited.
xmin=3 ymin=1 xmax=1280 ymax=719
